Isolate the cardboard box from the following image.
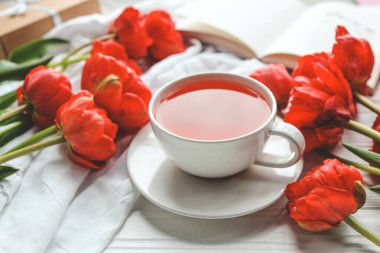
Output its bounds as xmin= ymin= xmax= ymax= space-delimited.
xmin=0 ymin=0 xmax=100 ymax=59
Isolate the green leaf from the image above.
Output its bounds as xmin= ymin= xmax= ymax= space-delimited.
xmin=370 ymin=184 xmax=380 ymax=195
xmin=0 ymin=165 xmax=18 ymax=181
xmin=9 ymin=38 xmax=68 ymax=64
xmin=0 ymin=90 xmax=17 ymax=111
xmin=0 ymin=60 xmax=18 ymax=72
xmin=343 ymin=143 xmax=380 ymax=168
xmin=0 ymin=38 xmax=67 ymax=83
xmin=0 ymin=120 xmax=33 ymax=148
xmin=0 ymin=56 xmax=53 ymax=82
xmin=0 ymin=113 xmax=30 ymax=126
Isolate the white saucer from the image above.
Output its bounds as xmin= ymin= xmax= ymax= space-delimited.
xmin=127 ymin=124 xmax=303 ymax=219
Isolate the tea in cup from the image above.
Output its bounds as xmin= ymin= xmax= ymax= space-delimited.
xmin=149 ymin=73 xmax=305 ymax=178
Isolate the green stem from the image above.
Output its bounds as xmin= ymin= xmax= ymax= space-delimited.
xmin=354 ymin=92 xmax=380 ymax=115
xmin=0 ymin=90 xmax=17 ymax=111
xmin=319 ymin=150 xmax=380 ymax=176
xmin=64 ymin=53 xmax=90 ymax=66
xmin=62 ymin=52 xmax=90 ymax=71
xmin=0 ymin=121 xmax=22 ymax=135
xmin=0 ymin=135 xmax=65 ymax=164
xmin=0 ymin=104 xmax=28 ymax=123
xmin=48 ymin=33 xmax=116 ymax=69
xmin=65 ymin=33 xmax=115 ymax=61
xmin=0 ymin=120 xmax=32 ymax=148
xmin=346 ymin=120 xmax=380 ymax=143
xmin=61 ymin=42 xmax=91 ymax=64
xmin=48 ymin=53 xmax=90 ymax=69
xmin=339 ymin=156 xmax=380 ymax=176
xmin=5 ymin=125 xmax=57 ymax=154
xmin=344 ymin=215 xmax=380 ymax=246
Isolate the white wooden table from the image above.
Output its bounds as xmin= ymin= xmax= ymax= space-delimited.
xmin=101 ymin=0 xmax=380 ymax=252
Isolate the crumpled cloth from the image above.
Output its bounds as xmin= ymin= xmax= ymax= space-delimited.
xmin=0 ymin=1 xmax=264 ymax=252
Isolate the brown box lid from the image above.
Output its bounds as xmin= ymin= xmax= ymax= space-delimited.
xmin=0 ymin=0 xmax=100 ymax=58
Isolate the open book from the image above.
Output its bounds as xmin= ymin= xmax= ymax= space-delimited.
xmin=175 ymin=0 xmax=380 ymax=89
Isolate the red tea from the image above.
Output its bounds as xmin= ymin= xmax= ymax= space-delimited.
xmin=155 ymin=80 xmax=271 ymax=140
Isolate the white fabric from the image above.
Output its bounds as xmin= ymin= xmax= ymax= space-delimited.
xmin=0 ymin=1 xmax=264 ymax=252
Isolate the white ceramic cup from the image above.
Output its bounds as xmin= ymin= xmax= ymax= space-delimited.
xmin=149 ymin=73 xmax=305 ymax=178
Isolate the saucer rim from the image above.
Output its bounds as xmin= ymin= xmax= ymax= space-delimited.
xmin=127 ymin=124 xmax=304 ymax=219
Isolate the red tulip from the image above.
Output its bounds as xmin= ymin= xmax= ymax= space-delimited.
xmin=286 ymin=159 xmax=363 ymax=201
xmin=331 ymin=26 xmax=374 ymax=95
xmin=285 ymin=159 xmax=364 ymax=232
xmin=301 ymin=126 xmax=344 ymax=153
xmin=16 ymin=66 xmax=72 ymax=129
xmin=372 ymin=116 xmax=380 ymax=153
xmin=292 ymin=53 xmax=354 ymax=107
xmin=55 ymin=91 xmax=118 ymax=169
xmin=249 ymin=64 xmax=293 ymax=107
xmin=91 ymin=39 xmax=142 ymax=74
xmin=285 ymin=54 xmax=355 ymax=152
xmin=81 ymin=53 xmax=151 ymax=132
xmin=145 ymin=10 xmax=185 ymax=60
xmin=292 ymin=53 xmax=331 ymax=79
xmin=109 ymin=7 xmax=152 ymax=59
xmin=289 ymin=186 xmax=358 ymax=231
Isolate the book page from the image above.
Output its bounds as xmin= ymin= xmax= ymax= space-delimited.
xmin=176 ymin=20 xmax=256 ymax=58
xmin=175 ymin=0 xmax=307 ymax=56
xmin=262 ymin=2 xmax=380 ymax=88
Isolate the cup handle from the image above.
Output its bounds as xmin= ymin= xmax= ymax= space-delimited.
xmin=254 ymin=121 xmax=305 ymax=168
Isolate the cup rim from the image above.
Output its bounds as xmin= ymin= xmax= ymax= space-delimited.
xmin=148 ymin=72 xmax=277 ymax=143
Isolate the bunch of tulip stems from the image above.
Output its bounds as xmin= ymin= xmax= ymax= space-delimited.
xmin=0 ymin=33 xmax=114 ymax=148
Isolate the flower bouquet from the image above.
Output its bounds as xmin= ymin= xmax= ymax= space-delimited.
xmin=250 ymin=25 xmax=380 ymax=246
xmin=0 ymin=7 xmax=185 ymax=178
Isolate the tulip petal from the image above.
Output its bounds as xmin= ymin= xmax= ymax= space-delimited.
xmin=285 ymin=86 xmax=329 ymax=127
xmin=125 ymin=59 xmax=142 ymax=75
xmin=81 ymin=53 xmax=151 ymax=133
xmin=82 ymin=53 xmax=129 ymax=92
xmin=285 ymin=159 xmax=364 ymax=202
xmin=92 ymin=39 xmax=129 ymax=61
xmin=109 ymin=92 xmax=149 ymax=132
xmin=286 ymin=49 xmax=356 ymax=139
xmin=289 ymin=186 xmax=357 ymax=232
xmin=32 ymin=111 xmax=54 ymax=129
xmin=292 ymin=53 xmax=330 ymax=79
xmin=332 ymin=26 xmax=374 ymax=95
xmin=68 ymin=148 xmax=103 ymax=170
xmin=93 ymin=79 xmax=123 ymax=112
xmin=313 ymin=62 xmax=353 ymax=109
xmin=145 ymin=10 xmax=185 ymax=60
xmin=18 ymin=66 xmax=72 ymax=128
xmin=372 ymin=116 xmax=380 ymax=153
xmin=94 ymin=108 xmax=118 ymax=139
xmin=91 ymin=40 xmax=143 ymax=75
xmin=296 ymin=220 xmax=335 ymax=232
xmin=72 ymin=135 xmax=116 ymax=161
xmin=126 ymin=80 xmax=152 ymax=106
xmin=299 ymin=126 xmax=343 ymax=153
xmin=60 ymin=108 xmax=105 ymax=145
xmin=111 ymin=7 xmax=152 ymax=58
xmin=250 ymin=64 xmax=292 ymax=107
xmin=56 ymin=91 xmax=118 ymax=170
